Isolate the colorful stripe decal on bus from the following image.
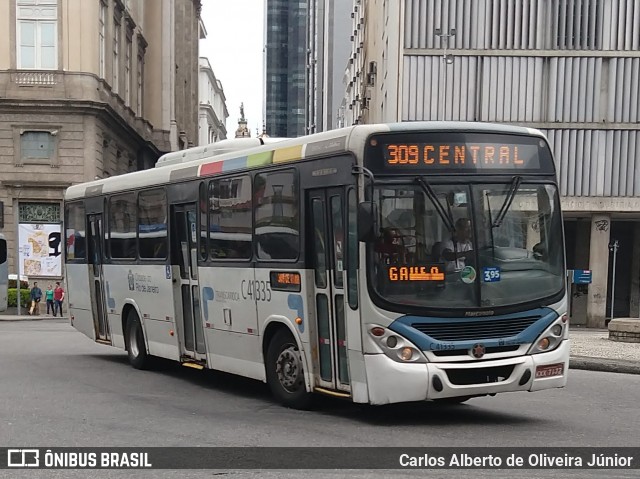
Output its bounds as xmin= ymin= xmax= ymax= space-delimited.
xmin=199 ymin=161 xmax=224 ymax=176
xmin=170 ymin=166 xmax=199 ymax=181
xmin=273 ymin=145 xmax=303 ymax=163
xmin=222 ymin=156 xmax=248 ymax=172
xmin=247 ymin=151 xmax=273 ymax=168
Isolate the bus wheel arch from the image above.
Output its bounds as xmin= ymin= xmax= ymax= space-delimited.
xmin=123 ymin=305 xmax=151 ymax=370
xmin=263 ymin=322 xmax=312 ymax=409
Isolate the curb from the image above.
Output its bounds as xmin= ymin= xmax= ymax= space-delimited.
xmin=570 ymin=356 xmax=640 ymax=375
xmin=0 ymin=316 xmax=67 ymax=322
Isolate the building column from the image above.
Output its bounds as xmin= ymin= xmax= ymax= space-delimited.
xmin=569 ymin=219 xmax=591 ymax=325
xmin=630 ymin=222 xmax=640 ymax=318
xmin=586 ymin=214 xmax=611 ymax=328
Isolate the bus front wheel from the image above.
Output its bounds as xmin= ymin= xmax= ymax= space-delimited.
xmin=266 ymin=329 xmax=312 ymax=409
xmin=126 ymin=311 xmax=151 ymax=370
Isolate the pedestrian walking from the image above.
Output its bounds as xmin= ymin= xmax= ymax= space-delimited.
xmin=53 ymin=281 xmax=65 ymax=317
xmin=29 ymin=282 xmax=43 ymax=315
xmin=45 ymin=283 xmax=55 ymax=315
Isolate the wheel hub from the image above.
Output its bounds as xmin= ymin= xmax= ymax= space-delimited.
xmin=276 ymin=346 xmax=302 ymax=392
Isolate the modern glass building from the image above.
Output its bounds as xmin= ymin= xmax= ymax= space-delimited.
xmin=264 ymin=0 xmax=307 ymax=138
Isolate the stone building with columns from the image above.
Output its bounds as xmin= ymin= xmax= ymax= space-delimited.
xmin=0 ymin=0 xmax=202 ymax=282
xmin=343 ymin=0 xmax=640 ymax=327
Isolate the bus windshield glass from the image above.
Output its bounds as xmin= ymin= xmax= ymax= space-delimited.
xmin=369 ymin=182 xmax=564 ymax=310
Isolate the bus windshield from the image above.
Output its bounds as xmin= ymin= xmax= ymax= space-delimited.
xmin=369 ymin=181 xmax=564 ymax=311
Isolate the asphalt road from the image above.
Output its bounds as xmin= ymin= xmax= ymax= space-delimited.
xmin=1 ymin=320 xmax=639 ymax=479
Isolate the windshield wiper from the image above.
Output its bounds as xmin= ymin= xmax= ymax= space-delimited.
xmin=492 ymin=176 xmax=522 ymax=228
xmin=415 ymin=176 xmax=455 ymax=233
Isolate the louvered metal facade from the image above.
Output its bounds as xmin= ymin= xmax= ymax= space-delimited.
xmin=343 ymin=0 xmax=640 ymax=324
xmin=399 ymin=0 xmax=640 ymax=198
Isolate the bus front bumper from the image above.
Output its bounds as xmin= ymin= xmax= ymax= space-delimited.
xmin=363 ymin=340 xmax=569 ymax=405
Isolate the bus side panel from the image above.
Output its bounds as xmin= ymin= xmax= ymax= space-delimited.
xmin=67 ymin=263 xmax=96 ymax=340
xmin=199 ymin=267 xmax=263 ymax=375
xmin=255 ymin=268 xmax=312 ymax=386
xmin=207 ymin=334 xmax=265 ymax=381
xmin=102 ymin=264 xmax=180 ymax=360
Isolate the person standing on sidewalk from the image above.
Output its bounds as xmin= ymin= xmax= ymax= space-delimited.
xmin=45 ymin=284 xmax=55 ymax=315
xmin=53 ymin=282 xmax=65 ymax=317
xmin=29 ymin=282 xmax=43 ymax=315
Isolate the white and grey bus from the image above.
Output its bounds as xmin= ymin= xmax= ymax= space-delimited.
xmin=64 ymin=122 xmax=568 ymax=408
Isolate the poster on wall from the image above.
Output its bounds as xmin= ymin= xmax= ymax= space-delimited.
xmin=19 ymin=223 xmax=63 ymax=277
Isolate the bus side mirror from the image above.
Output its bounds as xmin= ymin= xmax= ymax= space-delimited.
xmin=357 ymin=202 xmax=378 ymax=242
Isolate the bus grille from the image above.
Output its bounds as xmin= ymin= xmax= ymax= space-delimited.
xmin=432 ymin=345 xmax=520 ymax=357
xmin=411 ymin=317 xmax=539 ymax=341
xmin=445 ymin=365 xmax=515 ymax=385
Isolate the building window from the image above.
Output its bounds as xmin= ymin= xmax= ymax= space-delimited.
xmin=125 ymin=33 xmax=132 ymax=105
xmin=20 ymin=130 xmax=56 ymax=164
xmin=99 ymin=1 xmax=106 ymax=78
xmin=16 ymin=0 xmax=58 ymax=70
xmin=136 ymin=46 xmax=144 ymax=116
xmin=19 ymin=202 xmax=60 ymax=223
xmin=113 ymin=14 xmax=121 ymax=93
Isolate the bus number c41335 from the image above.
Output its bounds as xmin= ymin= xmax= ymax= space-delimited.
xmin=241 ymin=279 xmax=272 ymax=302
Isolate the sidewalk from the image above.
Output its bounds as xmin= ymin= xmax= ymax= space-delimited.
xmin=0 ymin=306 xmax=66 ymax=321
xmin=0 ymin=307 xmax=638 ymax=374
xmin=569 ymin=326 xmax=640 ymax=375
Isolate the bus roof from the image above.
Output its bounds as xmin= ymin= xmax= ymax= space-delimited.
xmin=64 ymin=122 xmax=546 ymax=201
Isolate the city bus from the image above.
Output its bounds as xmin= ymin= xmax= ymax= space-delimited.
xmin=64 ymin=122 xmax=568 ymax=408
xmin=0 ymin=234 xmax=7 ymax=312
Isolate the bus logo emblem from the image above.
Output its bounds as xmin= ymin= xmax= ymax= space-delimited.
xmin=471 ymin=343 xmax=485 ymax=359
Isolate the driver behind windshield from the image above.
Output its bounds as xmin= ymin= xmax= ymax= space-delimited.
xmin=441 ymin=217 xmax=473 ymax=273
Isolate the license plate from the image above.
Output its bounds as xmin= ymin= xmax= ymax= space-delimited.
xmin=535 ymin=363 xmax=565 ymax=378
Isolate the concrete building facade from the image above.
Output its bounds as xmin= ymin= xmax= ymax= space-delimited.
xmin=0 ymin=0 xmax=202 ymax=281
xmin=198 ymin=57 xmax=228 ymax=145
xmin=306 ymin=0 xmax=352 ymax=133
xmin=344 ymin=0 xmax=640 ymax=327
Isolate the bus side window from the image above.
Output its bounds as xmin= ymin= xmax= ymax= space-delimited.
xmin=347 ymin=189 xmax=358 ymax=309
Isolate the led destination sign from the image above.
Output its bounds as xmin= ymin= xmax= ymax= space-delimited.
xmin=384 ymin=142 xmax=540 ymax=169
xmin=388 ymin=265 xmax=445 ymax=282
xmin=365 ymin=132 xmax=553 ymax=175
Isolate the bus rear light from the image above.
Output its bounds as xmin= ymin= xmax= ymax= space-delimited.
xmin=386 ymin=335 xmax=398 ymax=348
xmin=561 ymin=314 xmax=568 ymax=323
xmin=551 ymin=324 xmax=562 ymax=336
xmin=370 ymin=326 xmax=385 ymax=337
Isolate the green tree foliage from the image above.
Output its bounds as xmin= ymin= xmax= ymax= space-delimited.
xmin=8 ymin=288 xmax=31 ymax=307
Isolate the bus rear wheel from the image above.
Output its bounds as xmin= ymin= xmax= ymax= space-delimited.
xmin=266 ymin=329 xmax=312 ymax=409
xmin=126 ymin=310 xmax=151 ymax=370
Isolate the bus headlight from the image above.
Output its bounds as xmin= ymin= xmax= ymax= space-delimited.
xmin=368 ymin=325 xmax=427 ymax=363
xmin=528 ymin=316 xmax=566 ymax=355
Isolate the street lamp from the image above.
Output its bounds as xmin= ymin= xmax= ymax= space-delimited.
xmin=435 ymin=27 xmax=456 ymax=121
xmin=14 ymin=185 xmax=24 ymax=316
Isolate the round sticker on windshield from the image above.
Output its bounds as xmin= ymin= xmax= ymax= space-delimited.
xmin=460 ymin=266 xmax=476 ymax=284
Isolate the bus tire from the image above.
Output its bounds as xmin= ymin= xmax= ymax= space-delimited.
xmin=126 ymin=311 xmax=151 ymax=370
xmin=265 ymin=329 xmax=312 ymax=409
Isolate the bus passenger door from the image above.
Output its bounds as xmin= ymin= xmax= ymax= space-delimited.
xmin=172 ymin=203 xmax=206 ymax=362
xmin=87 ymin=214 xmax=110 ymax=342
xmin=307 ymin=188 xmax=350 ymax=394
